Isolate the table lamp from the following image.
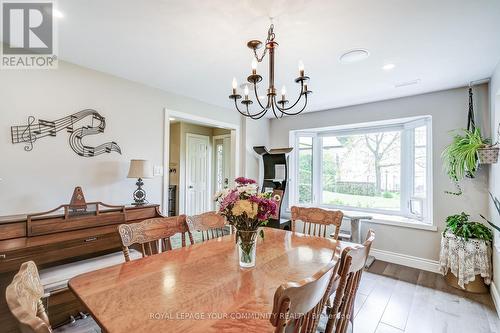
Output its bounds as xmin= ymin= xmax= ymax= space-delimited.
xmin=127 ymin=159 xmax=153 ymax=205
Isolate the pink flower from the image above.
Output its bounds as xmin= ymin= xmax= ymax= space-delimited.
xmin=235 ymin=177 xmax=257 ymax=185
xmin=219 ymin=189 xmax=239 ymax=211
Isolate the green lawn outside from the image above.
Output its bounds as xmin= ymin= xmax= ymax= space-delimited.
xmin=322 ymin=191 xmax=400 ymax=210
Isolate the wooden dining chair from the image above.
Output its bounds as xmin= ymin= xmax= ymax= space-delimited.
xmin=291 ymin=206 xmax=344 ymax=240
xmin=324 ymin=230 xmax=375 ymax=333
xmin=186 ymin=211 xmax=228 ymax=242
xmin=118 ymin=215 xmax=193 ymax=262
xmin=270 ymin=244 xmax=341 ymax=333
xmin=6 ymin=261 xmax=100 ymax=333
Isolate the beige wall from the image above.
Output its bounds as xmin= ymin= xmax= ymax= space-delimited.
xmin=489 ymin=60 xmax=500 ymax=301
xmin=0 ymin=61 xmax=244 ymax=216
xmin=269 ymin=85 xmax=490 ymax=261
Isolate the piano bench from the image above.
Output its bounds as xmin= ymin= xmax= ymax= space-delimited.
xmin=40 ymin=249 xmax=141 ymax=294
xmin=38 ymin=250 xmax=141 ymax=328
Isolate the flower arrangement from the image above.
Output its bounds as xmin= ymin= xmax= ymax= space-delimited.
xmin=215 ymin=177 xmax=279 ymax=267
xmin=215 ymin=177 xmax=278 ymax=235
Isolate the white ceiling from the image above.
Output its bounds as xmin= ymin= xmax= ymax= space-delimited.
xmin=51 ymin=1 xmax=500 ymax=115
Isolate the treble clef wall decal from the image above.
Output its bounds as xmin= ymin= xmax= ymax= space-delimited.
xmin=11 ymin=109 xmax=121 ymax=157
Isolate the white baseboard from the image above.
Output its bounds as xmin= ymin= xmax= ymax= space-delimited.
xmin=370 ymin=248 xmax=440 ymax=273
xmin=491 ymin=282 xmax=500 ymax=318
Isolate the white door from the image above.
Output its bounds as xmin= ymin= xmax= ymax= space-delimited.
xmin=214 ymin=135 xmax=231 ymax=193
xmin=186 ymin=134 xmax=210 ymax=215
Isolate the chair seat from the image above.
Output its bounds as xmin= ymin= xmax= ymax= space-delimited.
xmin=40 ymin=250 xmax=141 ymax=293
xmin=53 ymin=315 xmax=101 ymax=333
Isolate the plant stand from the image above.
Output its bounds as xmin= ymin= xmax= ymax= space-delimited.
xmin=439 ymin=231 xmax=491 ymax=293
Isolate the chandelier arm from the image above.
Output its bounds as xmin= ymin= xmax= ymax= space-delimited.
xmin=234 ymin=98 xmax=268 ymax=119
xmin=252 ymin=82 xmax=269 ymax=110
xmin=249 ymin=106 xmax=269 ymax=120
xmin=274 ymin=94 xmax=308 ymax=116
xmin=274 ymin=82 xmax=305 ymax=112
xmin=270 ymin=99 xmax=280 ymax=119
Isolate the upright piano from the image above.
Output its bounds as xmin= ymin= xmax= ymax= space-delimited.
xmin=0 ymin=188 xmax=162 ymax=333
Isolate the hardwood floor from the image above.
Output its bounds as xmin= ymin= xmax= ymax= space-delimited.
xmin=318 ymin=260 xmax=500 ymax=333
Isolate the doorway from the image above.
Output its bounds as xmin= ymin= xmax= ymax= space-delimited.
xmin=164 ymin=109 xmax=239 ymax=216
xmin=186 ymin=133 xmax=210 ymax=215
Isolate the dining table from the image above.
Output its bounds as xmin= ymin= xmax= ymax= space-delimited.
xmin=69 ymin=227 xmax=351 ymax=332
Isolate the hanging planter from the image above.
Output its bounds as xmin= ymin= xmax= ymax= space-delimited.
xmin=478 ymin=123 xmax=500 ymax=164
xmin=442 ymin=86 xmax=498 ymax=195
xmin=478 ymin=145 xmax=499 ymax=164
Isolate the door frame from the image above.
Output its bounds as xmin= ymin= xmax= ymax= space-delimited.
xmin=185 ymin=133 xmax=211 ymax=215
xmin=213 ymin=134 xmax=232 ymax=204
xmin=163 ymin=108 xmax=240 ymax=215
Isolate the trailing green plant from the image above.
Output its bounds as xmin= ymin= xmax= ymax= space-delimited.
xmin=480 ymin=192 xmax=500 ymax=233
xmin=444 ymin=212 xmax=492 ymax=241
xmin=442 ymin=128 xmax=491 ymax=195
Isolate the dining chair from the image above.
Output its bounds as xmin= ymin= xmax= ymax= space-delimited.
xmin=186 ymin=211 xmax=228 ymax=242
xmin=118 ymin=215 xmax=193 ymax=262
xmin=291 ymin=206 xmax=344 ymax=240
xmin=270 ymin=244 xmax=341 ymax=333
xmin=6 ymin=261 xmax=100 ymax=333
xmin=324 ymin=230 xmax=375 ymax=333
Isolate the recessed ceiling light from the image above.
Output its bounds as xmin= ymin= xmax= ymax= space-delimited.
xmin=339 ymin=49 xmax=370 ymax=64
xmin=382 ymin=63 xmax=395 ymax=71
xmin=395 ymin=79 xmax=421 ymax=88
xmin=53 ymin=9 xmax=64 ymax=18
xmin=169 ymin=117 xmax=176 ymax=121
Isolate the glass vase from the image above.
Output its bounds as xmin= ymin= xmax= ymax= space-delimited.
xmin=237 ymin=230 xmax=258 ymax=268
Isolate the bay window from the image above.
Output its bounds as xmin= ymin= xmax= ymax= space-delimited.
xmin=290 ymin=116 xmax=432 ymax=223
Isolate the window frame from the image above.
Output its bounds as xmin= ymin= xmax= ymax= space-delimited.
xmin=289 ymin=116 xmax=433 ymax=225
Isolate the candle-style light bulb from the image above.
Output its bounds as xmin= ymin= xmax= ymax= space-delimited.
xmin=244 ymin=85 xmax=249 ymax=99
xmin=298 ymin=60 xmax=305 ymax=77
xmin=281 ymin=86 xmax=286 ymax=100
xmin=232 ymin=78 xmax=237 ymax=94
xmin=251 ymin=58 xmax=258 ymax=75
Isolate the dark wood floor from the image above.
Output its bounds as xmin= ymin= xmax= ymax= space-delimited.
xmin=318 ymin=260 xmax=500 ymax=333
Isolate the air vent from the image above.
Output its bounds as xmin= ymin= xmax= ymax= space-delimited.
xmin=339 ymin=49 xmax=370 ymax=64
xmin=395 ymin=79 xmax=421 ymax=88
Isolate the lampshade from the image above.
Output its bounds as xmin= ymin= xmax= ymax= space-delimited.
xmin=127 ymin=159 xmax=153 ymax=179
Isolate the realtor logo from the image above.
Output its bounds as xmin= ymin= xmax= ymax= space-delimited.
xmin=1 ymin=1 xmax=58 ymax=69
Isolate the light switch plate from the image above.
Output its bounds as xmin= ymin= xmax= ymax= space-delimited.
xmin=153 ymin=165 xmax=163 ymax=176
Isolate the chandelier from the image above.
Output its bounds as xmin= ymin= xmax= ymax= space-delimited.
xmin=229 ymin=24 xmax=312 ymax=119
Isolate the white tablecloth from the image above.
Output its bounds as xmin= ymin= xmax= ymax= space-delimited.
xmin=439 ymin=231 xmax=491 ymax=289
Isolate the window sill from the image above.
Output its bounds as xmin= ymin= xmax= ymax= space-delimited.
xmin=285 ymin=206 xmax=437 ymax=231
xmin=366 ymin=213 xmax=437 ymax=231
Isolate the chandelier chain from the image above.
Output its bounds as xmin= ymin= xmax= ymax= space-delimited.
xmin=253 ymin=24 xmax=275 ymax=62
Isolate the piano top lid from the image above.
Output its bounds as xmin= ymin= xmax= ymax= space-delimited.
xmin=253 ymin=146 xmax=293 ymax=155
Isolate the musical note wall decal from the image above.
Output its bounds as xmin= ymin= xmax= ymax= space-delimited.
xmin=11 ymin=109 xmax=121 ymax=157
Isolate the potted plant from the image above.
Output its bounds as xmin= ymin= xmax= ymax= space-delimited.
xmin=442 ymin=127 xmax=498 ymax=195
xmin=215 ymin=177 xmax=278 ymax=268
xmin=481 ymin=192 xmax=500 ymax=232
xmin=443 ymin=212 xmax=492 ymax=241
xmin=440 ymin=212 xmax=493 ymax=292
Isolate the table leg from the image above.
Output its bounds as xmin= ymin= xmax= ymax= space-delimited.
xmin=350 ymin=218 xmax=361 ymax=244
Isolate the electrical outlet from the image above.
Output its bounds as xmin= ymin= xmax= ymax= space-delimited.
xmin=153 ymin=165 xmax=163 ymax=176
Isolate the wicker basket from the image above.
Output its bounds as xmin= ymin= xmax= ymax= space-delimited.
xmin=478 ymin=146 xmax=499 ymax=164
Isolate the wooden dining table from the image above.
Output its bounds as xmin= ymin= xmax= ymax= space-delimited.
xmin=69 ymin=228 xmax=349 ymax=332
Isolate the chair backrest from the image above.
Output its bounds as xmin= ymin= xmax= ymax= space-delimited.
xmin=325 ymin=230 xmax=375 ymax=333
xmin=291 ymin=206 xmax=343 ymax=239
xmin=118 ymin=215 xmax=193 ymax=262
xmin=186 ymin=211 xmax=227 ymax=242
xmin=270 ymin=244 xmax=341 ymax=333
xmin=5 ymin=261 xmax=52 ymax=333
